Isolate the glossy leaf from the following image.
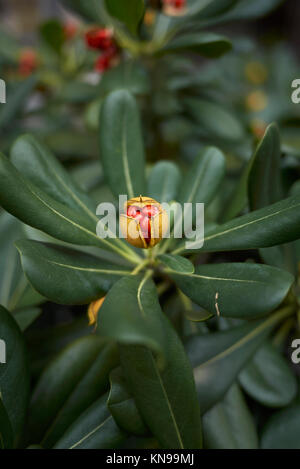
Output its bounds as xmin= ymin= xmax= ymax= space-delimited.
xmin=203 ymin=384 xmax=258 ymax=449
xmin=168 ymin=263 xmax=293 ymax=319
xmin=107 ymin=367 xmax=148 ymax=436
xmin=0 ymin=305 xmax=29 ymax=444
xmin=54 ymin=394 xmax=125 ymax=449
xmin=239 ymin=342 xmax=297 ymax=407
xmin=100 ymin=61 xmax=150 ymax=96
xmin=200 ymin=0 xmax=283 ymax=26
xmin=119 ymin=281 xmax=202 ymax=449
xmin=0 ymin=75 xmax=37 ymax=129
xmin=248 ymin=123 xmax=283 ymax=211
xmin=96 ymin=275 xmax=166 ymax=362
xmin=222 ymin=123 xmax=282 ymax=222
xmin=105 ymin=0 xmax=145 ymax=35
xmin=40 ymin=20 xmax=64 ymax=54
xmin=179 ymin=147 xmax=225 ymax=205
xmin=261 ymin=399 xmax=300 ymax=449
xmin=10 ymin=134 xmax=96 ymax=215
xmin=28 ymin=336 xmax=118 ymax=447
xmin=60 ymin=0 xmax=105 ymax=22
xmin=14 ymin=307 xmax=41 ymax=332
xmin=0 ymin=212 xmax=25 ymax=310
xmin=16 ymin=240 xmax=131 ymax=305
xmin=219 ymin=0 xmax=283 ymax=21
xmin=175 ymin=193 xmax=300 ymax=254
xmin=159 ymin=254 xmax=194 ymax=274
xmin=184 ymin=98 xmax=245 ymax=142
xmin=0 ymin=213 xmax=44 ymax=313
xmin=99 ymin=90 xmax=146 ymax=199
xmin=194 ymin=0 xmax=239 ymax=18
xmin=0 ymin=152 xmax=121 ymax=253
xmin=186 ymin=307 xmax=292 ymax=413
xmin=162 ymin=33 xmax=232 ymax=58
xmin=0 ymin=398 xmax=14 ymax=449
xmin=147 ymin=161 xmax=181 ymax=203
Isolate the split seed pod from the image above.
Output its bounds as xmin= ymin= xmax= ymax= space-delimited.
xmin=120 ymin=196 xmax=169 ymax=249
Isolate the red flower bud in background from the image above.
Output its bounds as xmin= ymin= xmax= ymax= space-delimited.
xmin=164 ymin=0 xmax=186 ymax=9
xmin=163 ymin=0 xmax=186 ymax=15
xmin=19 ymin=49 xmax=38 ymax=76
xmin=64 ymin=22 xmax=78 ymax=41
xmin=95 ymin=44 xmax=119 ymax=73
xmin=85 ymin=28 xmax=114 ymax=50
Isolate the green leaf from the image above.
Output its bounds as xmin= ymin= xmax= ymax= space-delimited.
xmin=10 ymin=134 xmax=96 ymax=215
xmin=175 ymin=193 xmax=300 ymax=254
xmin=239 ymin=342 xmax=297 ymax=407
xmin=219 ymin=0 xmax=283 ymax=21
xmin=99 ymin=61 xmax=150 ymax=96
xmin=147 ymin=161 xmax=181 ymax=203
xmin=200 ymin=0 xmax=283 ymax=26
xmin=0 ymin=28 xmax=20 ymax=63
xmin=0 ymin=305 xmax=29 ymax=443
xmin=105 ymin=0 xmax=145 ymax=35
xmin=186 ymin=306 xmax=293 ymax=413
xmin=261 ymin=399 xmax=300 ymax=449
xmin=169 ymin=263 xmax=293 ymax=319
xmin=16 ymin=240 xmax=132 ymax=305
xmin=0 ymin=75 xmax=38 ymax=129
xmin=96 ymin=275 xmax=166 ymax=363
xmin=28 ymin=336 xmax=119 ymax=447
xmin=26 ymin=316 xmax=91 ymax=380
xmin=99 ymin=90 xmax=146 ymax=199
xmin=179 ymin=146 xmax=225 ymax=205
xmin=222 ymin=123 xmax=282 ymax=222
xmin=0 ymin=152 xmax=123 ymax=254
xmin=60 ymin=0 xmax=105 ymax=22
xmin=107 ymin=367 xmax=148 ymax=436
xmin=58 ymin=82 xmax=99 ymax=104
xmin=194 ymin=0 xmax=239 ymax=18
xmin=162 ymin=33 xmax=232 ymax=58
xmin=184 ymin=98 xmax=245 ymax=142
xmin=119 ymin=285 xmax=202 ymax=449
xmin=0 ymin=398 xmax=14 ymax=449
xmin=203 ymin=384 xmax=258 ymax=449
xmin=159 ymin=254 xmax=194 ymax=274
xmin=0 ymin=212 xmax=25 ymax=309
xmin=44 ymin=131 xmax=98 ymax=160
xmin=248 ymin=123 xmax=283 ymax=211
xmin=40 ymin=20 xmax=64 ymax=54
xmin=54 ymin=394 xmax=125 ymax=449
xmin=13 ymin=307 xmax=41 ymax=331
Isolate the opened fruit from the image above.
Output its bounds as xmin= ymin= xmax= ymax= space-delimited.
xmin=120 ymin=196 xmax=169 ymax=249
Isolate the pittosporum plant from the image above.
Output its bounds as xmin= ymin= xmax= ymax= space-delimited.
xmin=0 ymin=81 xmax=300 ymax=448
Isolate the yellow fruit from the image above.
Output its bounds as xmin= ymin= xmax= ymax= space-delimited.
xmin=120 ymin=196 xmax=169 ymax=249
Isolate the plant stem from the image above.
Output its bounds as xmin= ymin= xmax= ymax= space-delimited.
xmin=131 ymin=259 xmax=150 ymax=276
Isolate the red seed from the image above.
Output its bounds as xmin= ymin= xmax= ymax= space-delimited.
xmin=140 ymin=216 xmax=151 ymax=243
xmin=142 ymin=205 xmax=160 ymax=218
xmin=127 ymin=206 xmax=140 ymax=217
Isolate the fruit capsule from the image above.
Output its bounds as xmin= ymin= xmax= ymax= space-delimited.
xmin=120 ymin=196 xmax=169 ymax=249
